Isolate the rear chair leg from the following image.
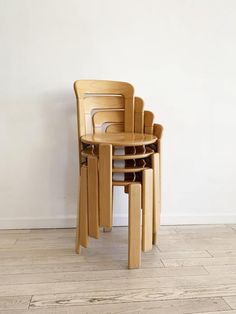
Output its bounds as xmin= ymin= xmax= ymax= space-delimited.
xmin=152 ymin=153 xmax=160 ymax=245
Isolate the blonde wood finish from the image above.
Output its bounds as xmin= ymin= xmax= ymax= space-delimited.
xmin=112 ymin=181 xmax=139 ymax=186
xmin=74 ymin=80 xmax=135 ymax=135
xmin=87 ymin=155 xmax=99 ymax=239
xmin=84 ymin=96 xmax=124 ymax=113
xmin=152 ymin=153 xmax=160 ymax=245
xmin=128 ymin=184 xmax=141 ymax=269
xmin=81 ymin=146 xmax=154 ymax=160
xmin=112 ymin=167 xmax=148 ymax=173
xmin=99 ymin=144 xmax=112 ymax=228
xmin=76 ymin=165 xmax=88 ymax=252
xmin=142 ymin=169 xmax=153 ymax=252
xmin=153 ymin=123 xmax=163 ymax=244
xmin=92 ymin=111 xmax=124 ymax=134
xmin=106 ymin=123 xmax=124 ymax=133
xmin=153 ymin=123 xmax=163 ymax=140
xmin=74 ymin=80 xmax=163 ymax=269
xmin=144 ymin=111 xmax=154 ymax=134
xmin=134 ymin=97 xmax=144 ymax=133
xmin=81 ymin=132 xmax=157 ymax=146
xmin=84 ymin=97 xmax=124 ymax=135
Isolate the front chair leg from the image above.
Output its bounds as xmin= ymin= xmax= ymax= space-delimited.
xmin=128 ymin=183 xmax=141 ymax=269
xmin=99 ymin=144 xmax=113 ymax=228
xmin=75 ymin=165 xmax=88 ymax=253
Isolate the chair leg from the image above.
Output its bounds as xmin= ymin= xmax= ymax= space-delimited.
xmin=75 ymin=165 xmax=88 ymax=253
xmin=142 ymin=168 xmax=153 ymax=252
xmin=88 ymin=155 xmax=99 ymax=239
xmin=152 ymin=153 xmax=160 ymax=245
xmin=128 ymin=183 xmax=141 ymax=269
xmin=103 ymin=185 xmax=114 ymax=233
xmin=99 ymin=144 xmax=113 ymax=228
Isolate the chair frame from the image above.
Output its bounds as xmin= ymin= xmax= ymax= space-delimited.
xmin=74 ymin=80 xmax=163 ymax=268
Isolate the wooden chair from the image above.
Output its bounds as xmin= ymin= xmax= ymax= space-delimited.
xmin=74 ymin=80 xmax=163 ymax=268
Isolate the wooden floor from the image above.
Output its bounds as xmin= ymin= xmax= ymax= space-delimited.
xmin=1 ymin=225 xmax=236 ymax=313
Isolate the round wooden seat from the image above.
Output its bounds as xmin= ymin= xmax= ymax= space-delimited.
xmin=81 ymin=132 xmax=157 ymax=146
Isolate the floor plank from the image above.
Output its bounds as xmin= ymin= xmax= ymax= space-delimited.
xmin=30 ymin=296 xmax=230 ymax=313
xmin=0 ymin=295 xmax=31 ymax=310
xmin=205 ymin=265 xmax=236 ymax=275
xmin=224 ymin=295 xmax=236 ymax=309
xmin=1 ymin=225 xmax=236 ymax=313
xmin=161 ymin=257 xmax=236 ymax=267
xmin=0 ymin=298 xmax=231 ymax=314
xmin=0 ymin=266 xmax=207 ymax=285
xmin=1 ymin=274 xmax=236 ymax=297
xmin=195 ymin=311 xmax=236 ymax=314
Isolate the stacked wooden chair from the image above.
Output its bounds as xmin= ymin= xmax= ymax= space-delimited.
xmin=74 ymin=80 xmax=163 ymax=269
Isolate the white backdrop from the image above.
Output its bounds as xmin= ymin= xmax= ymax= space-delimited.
xmin=1 ymin=0 xmax=236 ymax=228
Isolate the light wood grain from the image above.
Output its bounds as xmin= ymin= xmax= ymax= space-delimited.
xmin=152 ymin=152 xmax=160 ymax=245
xmin=1 ymin=226 xmax=236 ymax=313
xmin=205 ymin=265 xmax=236 ymax=275
xmin=0 ymin=266 xmax=208 ymax=285
xmin=81 ymin=132 xmax=157 ymax=146
xmin=76 ymin=165 xmax=88 ymax=251
xmin=153 ymin=123 xmax=163 ymax=139
xmin=99 ymin=144 xmax=112 ymax=228
xmin=162 ymin=256 xmax=236 ymax=267
xmin=0 ymin=295 xmax=31 ymax=310
xmin=128 ymin=183 xmax=141 ymax=269
xmin=0 ymin=298 xmax=231 ymax=314
xmin=224 ymin=295 xmax=236 ymax=309
xmin=207 ymin=250 xmax=236 ymax=257
xmin=87 ymin=155 xmax=99 ymax=239
xmin=2 ymin=273 xmax=236 ymax=297
xmin=30 ymin=293 xmax=229 ymax=312
xmin=144 ymin=110 xmax=154 ymax=134
xmin=105 ymin=123 xmax=124 ymax=133
xmin=93 ymin=110 xmax=124 ymax=134
xmin=134 ymin=97 xmax=144 ymax=133
xmin=142 ymin=169 xmax=153 ymax=252
xmin=195 ymin=311 xmax=236 ymax=314
xmin=74 ymin=80 xmax=134 ymax=137
xmin=112 ymin=166 xmax=149 ymax=173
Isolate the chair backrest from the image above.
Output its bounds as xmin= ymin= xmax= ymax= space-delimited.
xmin=74 ymin=80 xmax=158 ymax=164
xmin=74 ymin=80 xmax=135 ymax=138
xmin=74 ymin=79 xmax=156 ymax=136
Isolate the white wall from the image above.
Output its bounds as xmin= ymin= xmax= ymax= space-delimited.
xmin=1 ymin=0 xmax=236 ymax=229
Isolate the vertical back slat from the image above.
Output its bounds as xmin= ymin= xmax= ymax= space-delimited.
xmin=134 ymin=97 xmax=144 ymax=133
xmin=144 ymin=111 xmax=154 ymax=134
xmin=124 ymin=97 xmax=134 ymax=132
